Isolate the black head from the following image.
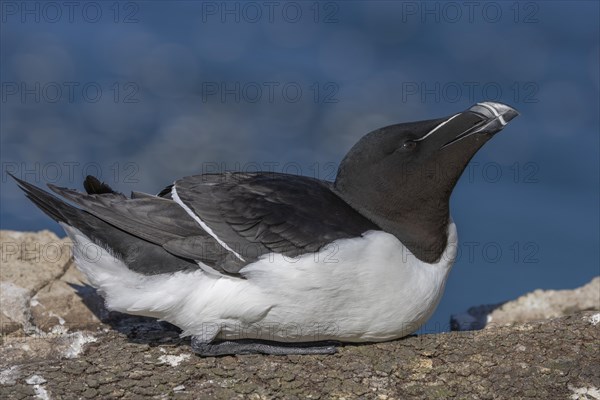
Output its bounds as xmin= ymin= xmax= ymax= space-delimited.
xmin=334 ymin=102 xmax=519 ymax=263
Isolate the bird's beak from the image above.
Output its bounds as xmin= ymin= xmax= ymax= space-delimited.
xmin=438 ymin=102 xmax=519 ymax=149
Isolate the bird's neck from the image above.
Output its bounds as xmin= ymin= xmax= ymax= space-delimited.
xmin=333 ymin=187 xmax=451 ymax=264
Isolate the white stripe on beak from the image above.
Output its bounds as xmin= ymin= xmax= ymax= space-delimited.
xmin=414 ymin=113 xmax=461 ymax=142
xmin=477 ymin=102 xmax=507 ymax=126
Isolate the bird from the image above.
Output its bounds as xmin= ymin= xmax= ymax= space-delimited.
xmin=12 ymin=101 xmax=518 ymax=356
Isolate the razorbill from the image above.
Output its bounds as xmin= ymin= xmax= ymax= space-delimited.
xmin=12 ymin=101 xmax=518 ymax=356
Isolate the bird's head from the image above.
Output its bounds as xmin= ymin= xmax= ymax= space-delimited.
xmin=334 ymin=101 xmax=519 ymax=262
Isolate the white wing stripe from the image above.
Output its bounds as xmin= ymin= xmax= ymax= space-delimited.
xmin=171 ymin=185 xmax=245 ymax=262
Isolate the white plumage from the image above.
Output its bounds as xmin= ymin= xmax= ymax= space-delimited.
xmin=63 ymin=219 xmax=457 ymax=343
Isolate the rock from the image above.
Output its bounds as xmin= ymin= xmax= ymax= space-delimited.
xmin=487 ymin=277 xmax=600 ymax=326
xmin=0 ymin=312 xmax=598 ymax=399
xmin=0 ymin=283 xmax=31 ymax=335
xmin=0 ymin=230 xmax=72 ymax=335
xmin=1 ymin=331 xmax=98 ymax=367
xmin=0 ymin=230 xmax=71 ymax=291
xmin=30 ymin=262 xmax=107 ymax=333
xmin=1 ymin=230 xmax=599 ymax=398
xmin=451 ymin=277 xmax=600 ymax=331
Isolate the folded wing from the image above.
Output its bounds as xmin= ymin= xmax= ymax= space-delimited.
xmin=171 ymin=172 xmax=378 ymax=273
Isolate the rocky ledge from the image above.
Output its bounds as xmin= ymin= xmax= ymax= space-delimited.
xmin=1 ymin=230 xmax=599 ymax=399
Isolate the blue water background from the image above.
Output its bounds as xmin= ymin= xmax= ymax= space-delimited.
xmin=1 ymin=1 xmax=598 ymax=332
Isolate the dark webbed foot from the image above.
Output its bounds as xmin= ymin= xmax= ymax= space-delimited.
xmin=191 ymin=336 xmax=340 ymax=356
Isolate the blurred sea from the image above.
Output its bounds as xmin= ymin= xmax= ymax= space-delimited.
xmin=1 ymin=1 xmax=598 ymax=332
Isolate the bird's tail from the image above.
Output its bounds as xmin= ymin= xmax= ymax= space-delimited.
xmin=10 ymin=173 xmax=91 ymax=225
xmin=10 ymin=174 xmax=199 ymax=277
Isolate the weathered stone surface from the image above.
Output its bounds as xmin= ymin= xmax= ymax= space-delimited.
xmin=0 ymin=283 xmax=31 ymax=335
xmin=487 ymin=277 xmax=600 ymax=326
xmin=0 ymin=313 xmax=598 ymax=399
xmin=0 ymin=230 xmax=71 ymax=291
xmin=0 ymin=230 xmax=72 ymax=335
xmin=451 ymin=277 xmax=600 ymax=331
xmin=1 ymin=230 xmax=599 ymax=399
xmin=30 ymin=262 xmax=107 ymax=333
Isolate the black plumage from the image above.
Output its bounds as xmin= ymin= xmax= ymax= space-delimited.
xmin=83 ymin=175 xmax=120 ymax=196
xmin=173 ymin=173 xmax=378 ymax=273
xmin=12 ymin=172 xmax=378 ymax=276
xmin=11 ymin=174 xmax=200 ymax=274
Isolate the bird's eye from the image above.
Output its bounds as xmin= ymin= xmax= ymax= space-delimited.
xmin=401 ymin=141 xmax=417 ymax=151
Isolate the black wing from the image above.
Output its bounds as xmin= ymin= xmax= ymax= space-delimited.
xmin=172 ymin=172 xmax=378 ymax=273
xmin=14 ymin=172 xmax=377 ymax=277
xmin=45 ymin=181 xmax=235 ymax=269
xmin=11 ymin=175 xmax=208 ymax=275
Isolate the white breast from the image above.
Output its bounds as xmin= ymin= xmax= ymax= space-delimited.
xmin=63 ymin=221 xmax=458 ymax=343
